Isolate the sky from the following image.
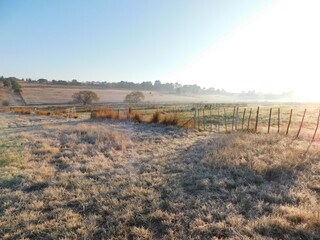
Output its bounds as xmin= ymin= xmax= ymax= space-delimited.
xmin=1 ymin=0 xmax=320 ymax=99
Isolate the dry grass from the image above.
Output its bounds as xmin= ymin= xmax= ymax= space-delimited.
xmin=162 ymin=112 xmax=180 ymax=126
xmin=129 ymin=111 xmax=144 ymax=123
xmin=0 ymin=108 xmax=10 ymax=112
xmin=149 ymin=110 xmax=162 ymax=124
xmin=13 ymin=108 xmax=32 ymax=114
xmin=35 ymin=110 xmax=51 ymax=116
xmin=1 ymin=112 xmax=320 ymax=239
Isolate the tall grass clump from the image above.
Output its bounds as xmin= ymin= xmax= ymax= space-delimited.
xmin=162 ymin=113 xmax=180 ymax=126
xmin=149 ymin=110 xmax=162 ymax=124
xmin=13 ymin=108 xmax=31 ymax=114
xmin=91 ymin=108 xmax=127 ymax=120
xmin=91 ymin=108 xmax=117 ymax=119
xmin=129 ymin=111 xmax=144 ymax=123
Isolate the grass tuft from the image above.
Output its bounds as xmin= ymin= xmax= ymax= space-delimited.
xmin=149 ymin=110 xmax=162 ymax=124
xmin=162 ymin=113 xmax=180 ymax=126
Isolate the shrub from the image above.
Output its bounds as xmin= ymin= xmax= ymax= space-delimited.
xmin=2 ymin=100 xmax=9 ymax=106
xmin=149 ymin=111 xmax=162 ymax=124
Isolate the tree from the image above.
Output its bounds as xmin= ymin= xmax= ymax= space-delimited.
xmin=72 ymin=91 xmax=99 ymax=105
xmin=124 ymin=91 xmax=145 ymax=103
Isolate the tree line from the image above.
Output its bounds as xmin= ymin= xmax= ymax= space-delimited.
xmin=0 ymin=77 xmax=22 ymax=93
xmin=1 ymin=76 xmax=227 ymax=95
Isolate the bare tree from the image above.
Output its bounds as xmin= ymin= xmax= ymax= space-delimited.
xmin=72 ymin=91 xmax=99 ymax=105
xmin=124 ymin=91 xmax=145 ymax=103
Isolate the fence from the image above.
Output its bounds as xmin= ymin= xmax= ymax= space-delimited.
xmin=190 ymin=106 xmax=320 ymax=142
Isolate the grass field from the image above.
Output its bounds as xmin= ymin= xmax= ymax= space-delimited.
xmin=20 ymin=87 xmax=222 ymax=105
xmin=0 ymin=111 xmax=320 ymax=239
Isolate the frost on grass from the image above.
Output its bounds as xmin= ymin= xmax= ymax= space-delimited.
xmin=0 ymin=112 xmax=320 ymax=239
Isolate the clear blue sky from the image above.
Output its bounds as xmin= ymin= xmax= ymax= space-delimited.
xmin=2 ymin=0 xmax=319 ymax=99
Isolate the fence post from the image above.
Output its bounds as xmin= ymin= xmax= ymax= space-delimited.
xmin=247 ymin=108 xmax=252 ymax=131
xmin=296 ymin=109 xmax=307 ymax=139
xmin=197 ymin=109 xmax=200 ymax=130
xmin=312 ymin=110 xmax=320 ymax=141
xmin=203 ymin=109 xmax=205 ymax=131
xmin=194 ymin=110 xmax=197 ymax=129
xmin=278 ymin=108 xmax=280 ymax=133
xmin=224 ymin=108 xmax=227 ymax=132
xmin=255 ymin=107 xmax=259 ymax=133
xmin=210 ymin=106 xmax=212 ymax=132
xmin=268 ymin=108 xmax=272 ymax=134
xmin=242 ymin=108 xmax=246 ymax=130
xmin=235 ymin=107 xmax=239 ymax=131
xmin=217 ymin=107 xmax=220 ymax=133
xmin=286 ymin=109 xmax=293 ymax=135
xmin=232 ymin=106 xmax=235 ymax=131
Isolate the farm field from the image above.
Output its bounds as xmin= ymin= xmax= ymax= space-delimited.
xmin=1 ymin=111 xmax=320 ymax=239
xmin=20 ymin=86 xmax=232 ymax=105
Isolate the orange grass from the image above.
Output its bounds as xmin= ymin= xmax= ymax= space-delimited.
xmin=13 ymin=108 xmax=32 ymax=114
xmin=35 ymin=110 xmax=51 ymax=116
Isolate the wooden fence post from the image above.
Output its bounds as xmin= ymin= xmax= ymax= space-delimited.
xmin=242 ymin=108 xmax=246 ymax=130
xmin=197 ymin=109 xmax=200 ymax=130
xmin=268 ymin=108 xmax=272 ymax=134
xmin=286 ymin=109 xmax=293 ymax=135
xmin=232 ymin=106 xmax=235 ymax=131
xmin=194 ymin=110 xmax=197 ymax=129
xmin=255 ymin=107 xmax=259 ymax=133
xmin=224 ymin=108 xmax=227 ymax=132
xmin=235 ymin=107 xmax=239 ymax=131
xmin=217 ymin=107 xmax=220 ymax=133
xmin=247 ymin=108 xmax=252 ymax=131
xmin=210 ymin=106 xmax=212 ymax=132
xmin=312 ymin=110 xmax=320 ymax=141
xmin=203 ymin=109 xmax=205 ymax=131
xmin=278 ymin=108 xmax=280 ymax=133
xmin=296 ymin=109 xmax=307 ymax=139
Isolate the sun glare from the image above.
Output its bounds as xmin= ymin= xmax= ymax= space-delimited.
xmin=166 ymin=0 xmax=320 ymax=101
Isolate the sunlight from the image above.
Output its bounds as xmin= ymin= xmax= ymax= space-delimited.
xmin=166 ymin=0 xmax=320 ymax=101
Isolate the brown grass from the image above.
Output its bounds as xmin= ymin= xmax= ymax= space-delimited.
xmin=13 ymin=108 xmax=32 ymax=114
xmin=149 ymin=110 xmax=162 ymax=124
xmin=0 ymin=108 xmax=10 ymax=112
xmin=91 ymin=108 xmax=127 ymax=120
xmin=162 ymin=113 xmax=180 ymax=126
xmin=35 ymin=110 xmax=51 ymax=116
xmin=129 ymin=111 xmax=144 ymax=123
xmin=1 ymin=112 xmax=320 ymax=239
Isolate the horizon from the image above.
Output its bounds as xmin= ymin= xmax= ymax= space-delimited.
xmin=1 ymin=0 xmax=320 ymax=100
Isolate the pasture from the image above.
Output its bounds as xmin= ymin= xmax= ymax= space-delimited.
xmin=0 ymin=108 xmax=320 ymax=239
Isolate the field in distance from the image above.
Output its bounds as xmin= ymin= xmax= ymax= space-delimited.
xmin=20 ymin=85 xmax=232 ymax=105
